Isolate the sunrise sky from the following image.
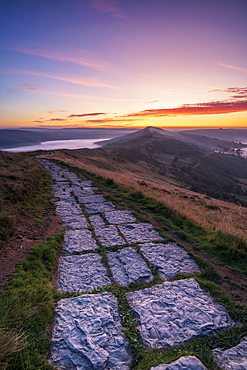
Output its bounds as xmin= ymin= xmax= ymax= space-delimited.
xmin=1 ymin=0 xmax=247 ymax=129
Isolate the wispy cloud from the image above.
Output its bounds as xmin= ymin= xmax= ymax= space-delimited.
xmin=1 ymin=68 xmax=118 ymax=89
xmin=88 ymin=0 xmax=130 ymax=21
xmin=47 ymin=118 xmax=68 ymax=122
xmin=209 ymin=87 xmax=247 ymax=99
xmin=146 ymin=100 xmax=159 ymax=104
xmin=4 ymin=42 xmax=114 ymax=72
xmin=48 ymin=110 xmax=67 ymax=114
xmin=68 ymin=113 xmax=106 ymax=118
xmin=11 ymin=85 xmax=145 ymax=102
xmin=216 ymin=61 xmax=247 ymax=74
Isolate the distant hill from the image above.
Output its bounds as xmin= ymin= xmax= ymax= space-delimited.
xmin=99 ymin=126 xmax=245 ymax=152
xmin=59 ymin=126 xmax=247 ymax=206
xmin=180 ymin=128 xmax=247 ymax=143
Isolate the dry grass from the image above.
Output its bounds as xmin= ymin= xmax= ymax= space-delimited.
xmin=143 ymin=183 xmax=247 ymax=241
xmin=0 ymin=151 xmax=52 ymax=250
xmin=0 ymin=328 xmax=26 ymax=369
xmin=45 ymin=151 xmax=247 ymax=242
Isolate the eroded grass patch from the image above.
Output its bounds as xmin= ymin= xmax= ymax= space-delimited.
xmin=0 ymin=232 xmax=64 ymax=370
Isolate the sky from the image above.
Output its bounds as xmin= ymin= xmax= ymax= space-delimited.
xmin=0 ymin=0 xmax=247 ymax=129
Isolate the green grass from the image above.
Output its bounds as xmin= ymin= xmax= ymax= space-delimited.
xmin=56 ymin=161 xmax=247 ymax=275
xmin=42 ymin=160 xmax=247 ymax=369
xmin=0 ymin=232 xmax=64 ymax=370
xmin=0 ymin=152 xmax=53 ymax=251
xmin=3 ymin=157 xmax=244 ymax=370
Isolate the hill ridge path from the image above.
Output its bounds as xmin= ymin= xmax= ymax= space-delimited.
xmin=38 ymin=159 xmax=246 ymax=370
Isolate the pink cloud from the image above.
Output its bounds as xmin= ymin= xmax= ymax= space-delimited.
xmin=15 ymin=86 xmax=144 ymax=102
xmin=68 ymin=113 xmax=106 ymax=118
xmin=47 ymin=118 xmax=68 ymax=122
xmin=125 ymin=100 xmax=247 ymax=118
xmin=216 ymin=62 xmax=247 ymax=74
xmin=0 ymin=68 xmax=118 ymax=89
xmin=48 ymin=110 xmax=67 ymax=114
xmin=4 ymin=42 xmax=114 ymax=72
xmin=88 ymin=0 xmax=130 ymax=21
xmin=209 ymin=87 xmax=247 ymax=99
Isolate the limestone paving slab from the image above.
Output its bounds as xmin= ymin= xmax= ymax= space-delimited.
xmin=63 ymin=229 xmax=98 ymax=253
xmin=51 ymin=292 xmax=132 ymax=370
xmin=107 ymin=247 xmax=153 ymax=286
xmin=140 ymin=242 xmax=200 ymax=279
xmin=57 ymin=254 xmax=111 ymax=293
xmin=84 ymin=201 xmax=116 ymax=214
xmin=119 ymin=223 xmax=163 ymax=244
xmin=80 ymin=180 xmax=93 ymax=187
xmin=65 ymin=216 xmax=88 ymax=229
xmin=78 ymin=194 xmax=106 ymax=204
xmin=150 ymin=356 xmax=208 ymax=370
xmin=51 ymin=182 xmax=70 ymax=188
xmin=94 ymin=225 xmax=126 ymax=247
xmin=104 ymin=210 xmax=136 ymax=224
xmin=52 ymin=189 xmax=73 ymax=199
xmin=55 ymin=201 xmax=82 ymax=216
xmin=126 ymin=278 xmax=235 ymax=349
xmin=72 ymin=186 xmax=95 ymax=197
xmin=61 ymin=214 xmax=87 ymax=224
xmin=213 ymin=336 xmax=247 ymax=370
xmin=89 ymin=214 xmax=106 ymax=227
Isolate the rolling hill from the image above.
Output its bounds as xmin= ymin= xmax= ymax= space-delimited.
xmin=56 ymin=127 xmax=247 ymax=206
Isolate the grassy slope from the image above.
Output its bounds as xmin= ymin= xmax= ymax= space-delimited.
xmin=49 ymin=160 xmax=247 ymax=370
xmin=0 ymin=233 xmax=64 ymax=370
xmin=0 ymin=152 xmax=53 ymax=251
xmin=0 ymin=152 xmax=66 ymax=369
xmin=51 ymin=148 xmax=247 ymax=241
xmin=51 ymin=130 xmax=247 ymax=207
xmin=0 ymin=152 xmax=246 ymax=369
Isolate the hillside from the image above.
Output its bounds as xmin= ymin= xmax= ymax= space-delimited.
xmin=99 ymin=126 xmax=245 ymax=151
xmin=180 ymin=128 xmax=247 ymax=143
xmin=53 ymin=127 xmax=247 ymax=207
xmin=0 ymin=148 xmax=247 ymax=369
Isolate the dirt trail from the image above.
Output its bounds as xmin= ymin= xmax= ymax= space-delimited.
xmin=0 ymin=211 xmax=61 ymax=290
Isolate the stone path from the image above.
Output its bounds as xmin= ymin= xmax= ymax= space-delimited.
xmin=51 ymin=293 xmax=132 ymax=370
xmin=213 ymin=336 xmax=247 ymax=370
xmin=140 ymin=242 xmax=200 ymax=279
xmin=126 ymin=279 xmax=235 ymax=349
xmin=150 ymin=356 xmax=208 ymax=370
xmin=37 ymin=159 xmax=242 ymax=370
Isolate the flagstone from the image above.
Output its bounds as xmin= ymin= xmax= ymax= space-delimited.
xmin=57 ymin=254 xmax=111 ymax=293
xmin=140 ymin=242 xmax=200 ymax=279
xmin=78 ymin=194 xmax=106 ymax=204
xmin=119 ymin=223 xmax=163 ymax=244
xmin=107 ymin=247 xmax=153 ymax=286
xmin=89 ymin=214 xmax=106 ymax=227
xmin=150 ymin=356 xmax=208 ymax=370
xmin=94 ymin=225 xmax=126 ymax=247
xmin=213 ymin=336 xmax=247 ymax=370
xmin=104 ymin=210 xmax=136 ymax=224
xmin=51 ymin=293 xmax=132 ymax=370
xmin=63 ymin=229 xmax=98 ymax=253
xmin=84 ymin=201 xmax=116 ymax=214
xmin=126 ymin=279 xmax=235 ymax=349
